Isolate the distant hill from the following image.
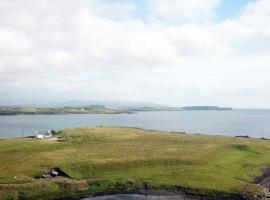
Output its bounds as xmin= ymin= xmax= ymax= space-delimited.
xmin=181 ymin=106 xmax=233 ymax=110
xmin=0 ymin=101 xmax=233 ymax=111
xmin=35 ymin=100 xmax=166 ymax=109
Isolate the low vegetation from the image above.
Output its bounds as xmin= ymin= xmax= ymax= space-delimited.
xmin=0 ymin=127 xmax=270 ymax=199
xmin=0 ymin=107 xmax=132 ymax=115
xmin=0 ymin=106 xmax=233 ymax=115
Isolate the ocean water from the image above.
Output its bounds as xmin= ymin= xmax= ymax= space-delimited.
xmin=1 ymin=110 xmax=270 ymax=138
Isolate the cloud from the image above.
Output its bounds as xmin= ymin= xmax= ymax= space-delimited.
xmin=0 ymin=0 xmax=270 ymax=107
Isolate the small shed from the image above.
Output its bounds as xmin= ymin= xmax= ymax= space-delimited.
xmin=35 ymin=130 xmax=52 ymax=139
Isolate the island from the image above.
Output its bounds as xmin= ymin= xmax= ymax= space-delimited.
xmin=181 ymin=106 xmax=233 ymax=111
xmin=0 ymin=127 xmax=268 ymax=200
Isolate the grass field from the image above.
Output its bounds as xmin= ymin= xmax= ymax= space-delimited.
xmin=0 ymin=127 xmax=270 ymax=199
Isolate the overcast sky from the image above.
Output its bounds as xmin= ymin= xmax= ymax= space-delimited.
xmin=0 ymin=0 xmax=269 ymax=108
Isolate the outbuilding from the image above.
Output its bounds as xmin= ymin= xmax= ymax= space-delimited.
xmin=35 ymin=130 xmax=52 ymax=139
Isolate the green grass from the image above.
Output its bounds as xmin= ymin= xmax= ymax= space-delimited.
xmin=0 ymin=127 xmax=270 ymax=199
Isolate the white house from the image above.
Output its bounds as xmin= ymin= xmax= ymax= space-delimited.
xmin=35 ymin=130 xmax=52 ymax=139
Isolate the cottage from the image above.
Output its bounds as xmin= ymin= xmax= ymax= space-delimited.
xmin=35 ymin=130 xmax=52 ymax=139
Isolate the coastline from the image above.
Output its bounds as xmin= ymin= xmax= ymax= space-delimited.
xmin=0 ymin=106 xmax=233 ymax=116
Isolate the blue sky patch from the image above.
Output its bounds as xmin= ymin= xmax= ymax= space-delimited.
xmin=130 ymin=0 xmax=256 ymax=22
xmin=215 ymin=0 xmax=256 ymax=21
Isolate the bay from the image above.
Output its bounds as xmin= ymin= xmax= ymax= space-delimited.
xmin=1 ymin=110 xmax=270 ymax=138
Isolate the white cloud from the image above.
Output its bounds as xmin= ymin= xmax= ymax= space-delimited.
xmin=0 ymin=30 xmax=31 ymax=55
xmin=0 ymin=0 xmax=270 ymax=107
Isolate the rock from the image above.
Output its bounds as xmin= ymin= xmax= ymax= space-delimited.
xmin=41 ymin=174 xmax=52 ymax=179
xmin=51 ymin=169 xmax=59 ymax=177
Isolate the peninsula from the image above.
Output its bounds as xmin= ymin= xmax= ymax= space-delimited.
xmin=0 ymin=106 xmax=132 ymax=115
xmin=0 ymin=106 xmax=233 ymax=116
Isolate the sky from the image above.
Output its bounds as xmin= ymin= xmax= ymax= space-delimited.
xmin=0 ymin=0 xmax=269 ymax=108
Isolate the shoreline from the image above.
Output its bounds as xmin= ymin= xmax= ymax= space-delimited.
xmin=1 ymin=127 xmax=270 ymax=141
xmin=0 ymin=109 xmax=234 ymax=116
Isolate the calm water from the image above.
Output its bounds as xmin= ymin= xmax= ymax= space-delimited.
xmin=1 ymin=110 xmax=270 ymax=138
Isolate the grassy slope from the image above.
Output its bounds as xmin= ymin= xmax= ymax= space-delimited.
xmin=0 ymin=127 xmax=270 ymax=199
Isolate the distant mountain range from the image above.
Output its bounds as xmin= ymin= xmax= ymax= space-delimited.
xmin=26 ymin=100 xmax=166 ymax=109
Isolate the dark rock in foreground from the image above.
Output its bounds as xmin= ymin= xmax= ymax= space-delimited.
xmin=82 ymin=194 xmax=197 ymax=200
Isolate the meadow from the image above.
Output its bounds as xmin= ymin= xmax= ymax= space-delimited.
xmin=0 ymin=127 xmax=270 ymax=199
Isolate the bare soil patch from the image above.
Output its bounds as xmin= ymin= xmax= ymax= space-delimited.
xmin=253 ymin=167 xmax=270 ymax=189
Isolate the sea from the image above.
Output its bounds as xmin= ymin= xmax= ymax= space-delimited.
xmin=1 ymin=109 xmax=270 ymax=138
